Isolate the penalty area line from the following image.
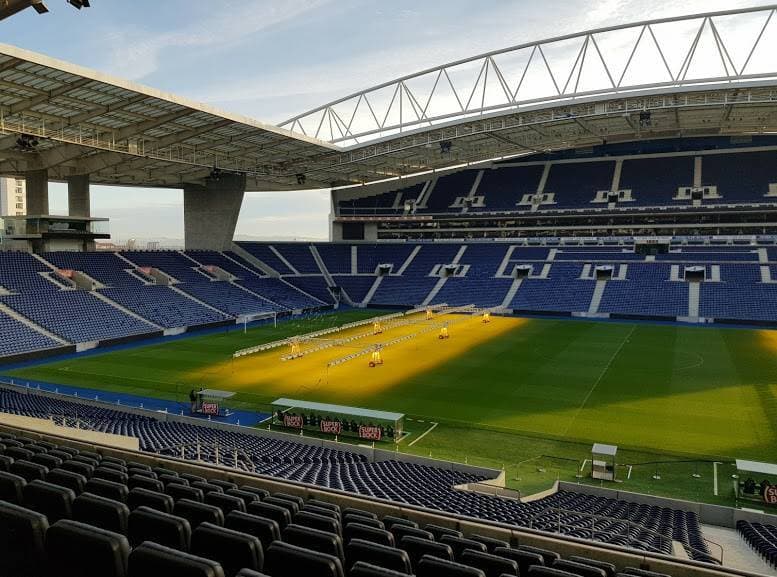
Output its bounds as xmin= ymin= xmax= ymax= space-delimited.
xmin=408 ymin=421 xmax=438 ymax=447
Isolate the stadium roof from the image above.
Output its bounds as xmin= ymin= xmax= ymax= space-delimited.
xmin=4 ymin=5 xmax=777 ymax=191
xmin=272 ymin=398 xmax=404 ymax=422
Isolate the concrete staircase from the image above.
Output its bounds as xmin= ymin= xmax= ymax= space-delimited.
xmin=421 ymin=245 xmax=468 ymax=306
xmin=396 ymin=246 xmax=421 ymax=275
xmin=500 ymin=278 xmax=523 ymax=309
xmin=688 ymin=282 xmax=700 ymax=318
xmin=361 ymin=276 xmax=383 ymax=307
xmin=587 ymin=280 xmax=607 ymax=315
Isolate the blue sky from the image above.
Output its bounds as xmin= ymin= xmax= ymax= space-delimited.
xmin=0 ymin=0 xmax=767 ymax=242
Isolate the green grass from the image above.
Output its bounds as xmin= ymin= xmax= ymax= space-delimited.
xmin=6 ymin=312 xmax=777 ymax=507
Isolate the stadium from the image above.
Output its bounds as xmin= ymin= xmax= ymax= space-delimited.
xmin=1 ymin=2 xmax=777 ymax=576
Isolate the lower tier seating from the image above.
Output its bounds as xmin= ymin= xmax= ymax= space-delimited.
xmin=0 ymin=387 xmax=715 ymax=564
xmin=0 ymin=291 xmax=154 ymax=343
xmin=0 ymin=312 xmax=61 ymax=356
xmin=0 ymin=427 xmax=712 ymax=577
xmin=100 ymin=285 xmax=229 ymax=328
xmin=737 ymin=520 xmax=777 ymax=568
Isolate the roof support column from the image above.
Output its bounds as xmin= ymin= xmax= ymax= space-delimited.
xmin=184 ymin=173 xmax=246 ymax=251
xmin=25 ymin=169 xmax=49 ymax=215
xmin=67 ymin=174 xmax=90 ymax=217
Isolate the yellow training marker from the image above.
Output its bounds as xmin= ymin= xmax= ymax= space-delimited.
xmin=438 ymin=325 xmax=450 ymax=339
xmin=369 ymin=346 xmax=384 ymax=367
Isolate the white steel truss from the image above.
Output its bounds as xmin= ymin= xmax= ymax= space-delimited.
xmin=280 ymin=5 xmax=777 ymax=146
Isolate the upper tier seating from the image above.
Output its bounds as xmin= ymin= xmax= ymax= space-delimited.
xmin=423 ymin=171 xmax=479 ymax=213
xmin=703 ymin=151 xmax=777 ymax=203
xmin=543 ymin=161 xmax=615 ymax=210
xmin=475 ymin=164 xmax=545 ymax=211
xmin=338 ymin=182 xmax=424 ymax=216
xmin=619 ymin=156 xmax=694 ymax=207
xmin=336 ymin=147 xmax=777 ymax=217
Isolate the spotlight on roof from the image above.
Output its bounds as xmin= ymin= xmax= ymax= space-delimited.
xmin=68 ymin=0 xmax=90 ymax=8
xmin=15 ymin=134 xmax=40 ymax=152
xmin=208 ymin=168 xmax=223 ymax=181
xmin=440 ymin=141 xmax=453 ymax=155
xmin=296 ymin=173 xmax=306 ymax=185
xmin=32 ymin=1 xmax=49 ymax=14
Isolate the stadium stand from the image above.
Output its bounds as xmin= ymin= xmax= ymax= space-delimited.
xmin=5 ymin=240 xmax=777 ymax=358
xmin=99 ymin=285 xmax=229 ymax=328
xmin=0 ymin=312 xmax=61 ymax=356
xmin=0 ymin=385 xmax=719 ymax=570
xmin=737 ymin=520 xmax=777 ymax=569
xmin=0 ymin=291 xmax=154 ymax=343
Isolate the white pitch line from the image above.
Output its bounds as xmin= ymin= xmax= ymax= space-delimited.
xmin=408 ymin=422 xmax=438 ymax=446
xmin=561 ymin=324 xmax=637 ymax=437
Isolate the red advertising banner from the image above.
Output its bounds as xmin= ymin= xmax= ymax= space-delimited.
xmin=320 ymin=420 xmax=342 ymax=434
xmin=358 ymin=425 xmax=382 ymax=441
xmin=283 ymin=414 xmax=303 ymax=428
xmin=765 ymin=485 xmax=777 ymax=505
xmin=200 ymin=402 xmax=219 ymax=415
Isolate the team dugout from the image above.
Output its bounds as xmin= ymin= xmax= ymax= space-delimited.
xmin=271 ymin=398 xmax=404 ymax=442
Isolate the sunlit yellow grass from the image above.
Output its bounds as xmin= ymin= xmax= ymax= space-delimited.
xmin=188 ymin=314 xmax=527 ymax=404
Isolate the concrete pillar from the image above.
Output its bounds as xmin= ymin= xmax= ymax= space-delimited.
xmin=67 ymin=174 xmax=91 ymax=217
xmin=25 ymin=169 xmax=49 ymax=215
xmin=184 ymin=173 xmax=246 ymax=251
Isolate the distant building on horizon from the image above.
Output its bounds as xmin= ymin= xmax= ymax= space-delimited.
xmin=0 ymin=176 xmax=26 ymax=216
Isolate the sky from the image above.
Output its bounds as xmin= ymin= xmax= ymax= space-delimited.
xmin=0 ymin=0 xmax=771 ymax=243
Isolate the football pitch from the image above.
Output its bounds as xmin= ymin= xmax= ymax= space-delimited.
xmin=6 ymin=309 xmax=777 ymax=505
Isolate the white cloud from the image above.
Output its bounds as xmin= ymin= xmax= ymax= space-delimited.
xmin=103 ymin=0 xmax=332 ymax=79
